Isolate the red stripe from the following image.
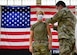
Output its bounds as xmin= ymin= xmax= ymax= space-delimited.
xmin=52 ymin=32 xmax=58 ymax=35
xmin=0 ymin=46 xmax=29 ymax=49
xmin=31 ymin=12 xmax=56 ymax=15
xmin=1 ymin=32 xmax=58 ymax=35
xmin=1 ymin=38 xmax=29 ymax=42
xmin=0 ymin=46 xmax=59 ymax=49
xmin=1 ymin=38 xmax=58 ymax=42
xmin=67 ymin=6 xmax=75 ymax=8
xmin=52 ymin=39 xmax=59 ymax=42
xmin=31 ymin=6 xmax=75 ymax=9
xmin=1 ymin=32 xmax=30 ymax=35
xmin=31 ymin=6 xmax=56 ymax=8
xmin=31 ymin=18 xmax=37 ymax=21
xmin=52 ymin=46 xmax=59 ymax=48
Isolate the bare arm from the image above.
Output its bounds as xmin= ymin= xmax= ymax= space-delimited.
xmin=29 ymin=30 xmax=34 ymax=52
xmin=47 ymin=24 xmax=52 ymax=49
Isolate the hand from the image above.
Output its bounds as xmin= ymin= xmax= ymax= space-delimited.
xmin=48 ymin=44 xmax=51 ymax=50
xmin=29 ymin=46 xmax=33 ymax=53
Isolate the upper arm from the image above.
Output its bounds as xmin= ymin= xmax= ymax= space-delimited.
xmin=51 ymin=10 xmax=63 ymax=23
xmin=30 ymin=25 xmax=35 ymax=38
xmin=46 ymin=10 xmax=63 ymax=24
xmin=47 ymin=24 xmax=51 ymax=35
xmin=30 ymin=30 xmax=34 ymax=38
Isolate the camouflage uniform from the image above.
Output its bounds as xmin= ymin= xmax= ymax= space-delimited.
xmin=46 ymin=8 xmax=76 ymax=55
xmin=31 ymin=22 xmax=50 ymax=55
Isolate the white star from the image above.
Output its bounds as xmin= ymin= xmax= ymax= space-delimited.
xmin=22 ymin=11 xmax=25 ymax=14
xmin=17 ymin=7 xmax=20 ymax=9
xmin=22 ymin=7 xmax=25 ymax=9
xmin=27 ymin=24 xmax=29 ymax=26
xmin=4 ymin=22 xmax=6 ymax=24
xmin=17 ymin=16 xmax=20 ymax=18
xmin=12 ymin=16 xmax=14 ymax=18
xmin=7 ymin=11 xmax=9 ymax=13
xmin=9 ymin=18 xmax=12 ymax=20
xmin=22 ymin=24 xmax=24 ymax=26
xmin=12 ymin=7 xmax=14 ymax=9
xmin=10 ymin=9 xmax=12 ymax=11
xmin=25 ymin=17 xmax=27 ymax=19
xmin=22 ymin=16 xmax=25 ymax=18
xmin=7 ymin=15 xmax=9 ymax=18
xmin=10 ymin=13 xmax=12 ymax=16
xmin=9 ymin=22 xmax=11 ymax=24
xmin=15 ymin=13 xmax=17 ymax=16
xmin=19 ymin=22 xmax=22 ymax=24
xmin=20 ymin=9 xmax=22 ymax=11
xmin=20 ymin=13 xmax=22 ymax=16
xmin=12 ymin=20 xmax=14 ymax=22
xmin=7 ymin=7 xmax=9 ymax=9
xmin=25 ymin=9 xmax=27 ymax=11
xmin=27 ymin=19 xmax=30 ymax=21
xmin=2 ymin=7 xmax=4 ymax=9
xmin=28 ymin=11 xmax=30 ymax=13
xmin=2 ymin=23 xmax=4 ymax=26
xmin=2 ymin=11 xmax=4 ymax=13
xmin=28 ymin=15 xmax=30 ymax=17
xmin=2 ymin=19 xmax=4 ymax=21
xmin=17 ymin=24 xmax=19 ymax=26
xmin=6 ymin=24 xmax=9 ymax=26
xmin=22 ymin=20 xmax=24 ymax=22
xmin=14 ymin=22 xmax=17 ymax=24
xmin=25 ymin=13 xmax=27 ymax=15
xmin=27 ymin=7 xmax=30 ymax=9
xmin=2 ymin=15 xmax=4 ymax=17
xmin=20 ymin=18 xmax=22 ymax=20
xmin=12 ymin=12 xmax=14 ymax=14
xmin=4 ymin=13 xmax=7 ymax=15
xmin=15 ymin=18 xmax=17 ymax=20
xmin=25 ymin=22 xmax=27 ymax=24
xmin=7 ymin=20 xmax=9 ymax=22
xmin=4 ymin=17 xmax=6 ymax=19
xmin=5 ymin=9 xmax=7 ymax=11
xmin=17 ymin=12 xmax=20 ymax=14
xmin=15 ymin=9 xmax=17 ymax=11
xmin=17 ymin=20 xmax=19 ymax=22
xmin=12 ymin=24 xmax=14 ymax=26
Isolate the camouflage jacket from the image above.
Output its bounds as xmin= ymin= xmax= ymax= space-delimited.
xmin=46 ymin=8 xmax=76 ymax=39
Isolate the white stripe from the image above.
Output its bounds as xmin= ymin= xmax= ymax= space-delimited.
xmin=52 ymin=35 xmax=58 ymax=39
xmin=31 ymin=21 xmax=37 ymax=25
xmin=0 ymin=41 xmax=29 ymax=46
xmin=31 ymin=8 xmax=57 ymax=12
xmin=31 ymin=8 xmax=75 ymax=12
xmin=1 ymin=28 xmax=30 ymax=32
xmin=0 ymin=35 xmax=58 ymax=39
xmin=0 ymin=41 xmax=59 ymax=46
xmin=51 ymin=28 xmax=57 ymax=32
xmin=31 ymin=14 xmax=54 ymax=18
xmin=0 ymin=35 xmax=30 ymax=39
xmin=52 ymin=42 xmax=59 ymax=46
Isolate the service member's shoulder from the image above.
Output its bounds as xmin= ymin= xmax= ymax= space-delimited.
xmin=31 ymin=22 xmax=38 ymax=27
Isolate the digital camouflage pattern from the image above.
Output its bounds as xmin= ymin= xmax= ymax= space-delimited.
xmin=46 ymin=7 xmax=76 ymax=55
xmin=31 ymin=22 xmax=50 ymax=55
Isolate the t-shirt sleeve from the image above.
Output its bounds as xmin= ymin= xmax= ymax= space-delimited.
xmin=30 ymin=25 xmax=35 ymax=31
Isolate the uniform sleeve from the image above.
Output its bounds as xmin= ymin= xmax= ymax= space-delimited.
xmin=46 ymin=10 xmax=64 ymax=24
xmin=30 ymin=25 xmax=35 ymax=31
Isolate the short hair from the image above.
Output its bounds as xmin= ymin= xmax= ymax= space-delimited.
xmin=36 ymin=11 xmax=44 ymax=16
xmin=56 ymin=1 xmax=66 ymax=7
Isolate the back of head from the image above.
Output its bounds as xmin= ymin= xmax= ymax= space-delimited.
xmin=56 ymin=1 xmax=66 ymax=7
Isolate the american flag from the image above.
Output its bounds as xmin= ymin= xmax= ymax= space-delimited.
xmin=0 ymin=6 xmax=75 ymax=49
